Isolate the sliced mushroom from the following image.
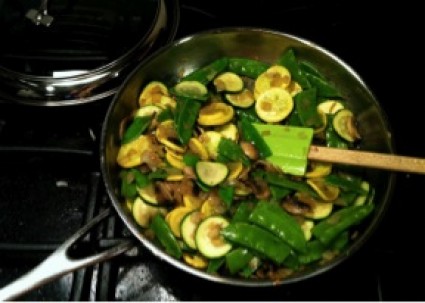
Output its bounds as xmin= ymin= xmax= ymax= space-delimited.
xmin=282 ymin=192 xmax=333 ymax=219
xmin=240 ymin=141 xmax=259 ymax=160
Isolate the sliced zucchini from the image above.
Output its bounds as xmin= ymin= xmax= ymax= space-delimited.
xmin=317 ymin=100 xmax=345 ymax=115
xmin=183 ymin=253 xmax=208 ymax=269
xmin=294 ymin=192 xmax=334 ymax=220
xmin=135 ymin=105 xmax=163 ymax=118
xmin=155 ymin=120 xmax=186 ymax=153
xmin=165 ymin=206 xmax=193 ymax=238
xmin=132 ymin=197 xmax=166 ymax=228
xmin=195 ymin=216 xmax=232 ymax=259
xmin=188 ymin=137 xmax=209 ymax=160
xmin=305 ymin=162 xmax=332 ymax=178
xmin=137 ymin=183 xmax=159 ymax=206
xmin=213 ymin=72 xmax=244 ymax=93
xmin=181 ymin=210 xmax=203 ymax=249
xmin=117 ymin=135 xmax=154 ymax=168
xmin=332 ymin=109 xmax=361 ymax=142
xmin=225 ymin=88 xmax=255 ymax=108
xmin=286 ymin=81 xmax=303 ymax=97
xmin=198 ymin=131 xmax=223 ymax=159
xmin=215 ymin=123 xmax=239 ymax=141
xmin=195 ymin=161 xmax=229 ymax=187
xmin=138 ymin=81 xmax=169 ymax=106
xmin=306 ymin=178 xmax=340 ymax=201
xmin=165 ymin=148 xmax=185 ymax=170
xmin=197 ymin=102 xmax=235 ymax=126
xmin=173 ymin=80 xmax=209 ymax=101
xmin=254 ymin=65 xmax=292 ymax=99
xmin=255 ymin=87 xmax=294 ymax=123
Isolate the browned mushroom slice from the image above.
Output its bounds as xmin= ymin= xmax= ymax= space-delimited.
xmin=282 ymin=192 xmax=333 ymax=219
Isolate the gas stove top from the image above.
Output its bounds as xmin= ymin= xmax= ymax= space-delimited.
xmin=0 ymin=1 xmax=424 ymax=300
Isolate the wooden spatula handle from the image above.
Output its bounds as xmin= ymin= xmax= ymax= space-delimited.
xmin=308 ymin=145 xmax=425 ymax=174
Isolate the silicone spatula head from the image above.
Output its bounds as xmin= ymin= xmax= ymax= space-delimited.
xmin=253 ymin=123 xmax=314 ymax=176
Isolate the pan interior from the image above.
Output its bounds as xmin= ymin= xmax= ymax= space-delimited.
xmin=101 ymin=28 xmax=394 ymax=286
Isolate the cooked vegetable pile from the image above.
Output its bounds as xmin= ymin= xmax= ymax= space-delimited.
xmin=116 ymin=48 xmax=375 ymax=281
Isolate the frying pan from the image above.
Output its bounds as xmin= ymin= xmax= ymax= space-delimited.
xmin=0 ymin=28 xmax=395 ymax=300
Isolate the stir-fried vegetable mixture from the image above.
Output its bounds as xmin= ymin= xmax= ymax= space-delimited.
xmin=116 ymin=48 xmax=375 ymax=281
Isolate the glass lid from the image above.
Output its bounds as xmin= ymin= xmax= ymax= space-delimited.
xmin=0 ymin=0 xmax=161 ymax=77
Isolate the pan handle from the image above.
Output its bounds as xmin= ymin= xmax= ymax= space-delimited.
xmin=0 ymin=208 xmax=135 ymax=301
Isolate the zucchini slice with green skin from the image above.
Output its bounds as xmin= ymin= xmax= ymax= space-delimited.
xmin=173 ymin=80 xmax=209 ymax=101
xmin=132 ymin=197 xmax=166 ymax=228
xmin=225 ymin=88 xmax=255 ymax=108
xmin=195 ymin=161 xmax=229 ymax=187
xmin=213 ymin=72 xmax=244 ymax=93
xmin=137 ymin=183 xmax=160 ymax=206
xmin=317 ymin=100 xmax=345 ymax=115
xmin=195 ymin=216 xmax=232 ymax=259
xmin=332 ymin=109 xmax=361 ymax=142
xmin=181 ymin=210 xmax=203 ymax=249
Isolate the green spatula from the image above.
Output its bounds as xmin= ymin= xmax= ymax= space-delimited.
xmin=252 ymin=123 xmax=425 ymax=176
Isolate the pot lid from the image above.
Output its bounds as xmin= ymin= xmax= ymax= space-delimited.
xmin=0 ymin=0 xmax=179 ymax=105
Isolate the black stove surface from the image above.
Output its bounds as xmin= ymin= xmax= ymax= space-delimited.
xmin=0 ymin=1 xmax=424 ymax=301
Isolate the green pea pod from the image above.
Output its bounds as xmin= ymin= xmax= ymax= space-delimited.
xmin=305 ymin=72 xmax=342 ymax=98
xmin=277 ymin=48 xmax=311 ymax=89
xmin=175 ymin=96 xmax=202 ymax=145
xmin=294 ymin=88 xmax=323 ymax=129
xmin=207 ymin=257 xmax=225 ymax=273
xmin=286 ymin=109 xmax=303 ymax=126
xmin=150 ymin=214 xmax=182 ymax=259
xmin=249 ymin=201 xmax=307 ymax=253
xmin=148 ymin=169 xmax=168 ymax=180
xmin=121 ymin=115 xmax=152 ymax=144
xmin=312 ymin=204 xmax=374 ymax=245
xmin=221 ymin=222 xmax=291 ymax=264
xmin=299 ymin=60 xmax=325 ymax=79
xmin=218 ymin=185 xmax=235 ymax=208
xmin=183 ymin=57 xmax=229 ymax=84
xmin=130 ymin=168 xmax=149 ymax=188
xmin=331 ymin=230 xmax=350 ymax=251
xmin=183 ymin=153 xmax=200 ymax=167
xmin=228 ymin=57 xmax=270 ymax=78
xmin=235 ymin=107 xmax=262 ymax=123
xmin=231 ymin=201 xmax=254 ymax=223
xmin=120 ymin=176 xmax=138 ymax=199
xmin=217 ymin=137 xmax=250 ymax=166
xmin=240 ymin=117 xmax=272 ymax=158
xmin=325 ymin=174 xmax=367 ymax=195
xmin=225 ymin=248 xmax=255 ymax=274
xmin=298 ymin=240 xmax=325 ymax=264
xmin=264 ymin=171 xmax=317 ymax=197
xmin=156 ymin=107 xmax=174 ymax=122
xmin=270 ymin=185 xmax=292 ymax=202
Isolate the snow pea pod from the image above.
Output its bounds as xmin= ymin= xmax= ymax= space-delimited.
xmin=182 ymin=57 xmax=229 ymax=84
xmin=312 ymin=204 xmax=374 ymax=245
xmin=174 ymin=96 xmax=202 ymax=145
xmin=240 ymin=117 xmax=272 ymax=158
xmin=228 ymin=57 xmax=270 ymax=78
xmin=294 ymin=88 xmax=323 ymax=129
xmin=150 ymin=214 xmax=182 ymax=259
xmin=278 ymin=48 xmax=311 ymax=89
xmin=249 ymin=201 xmax=307 ymax=253
xmin=225 ymin=248 xmax=255 ymax=274
xmin=121 ymin=115 xmax=152 ymax=144
xmin=221 ymin=222 xmax=291 ymax=264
